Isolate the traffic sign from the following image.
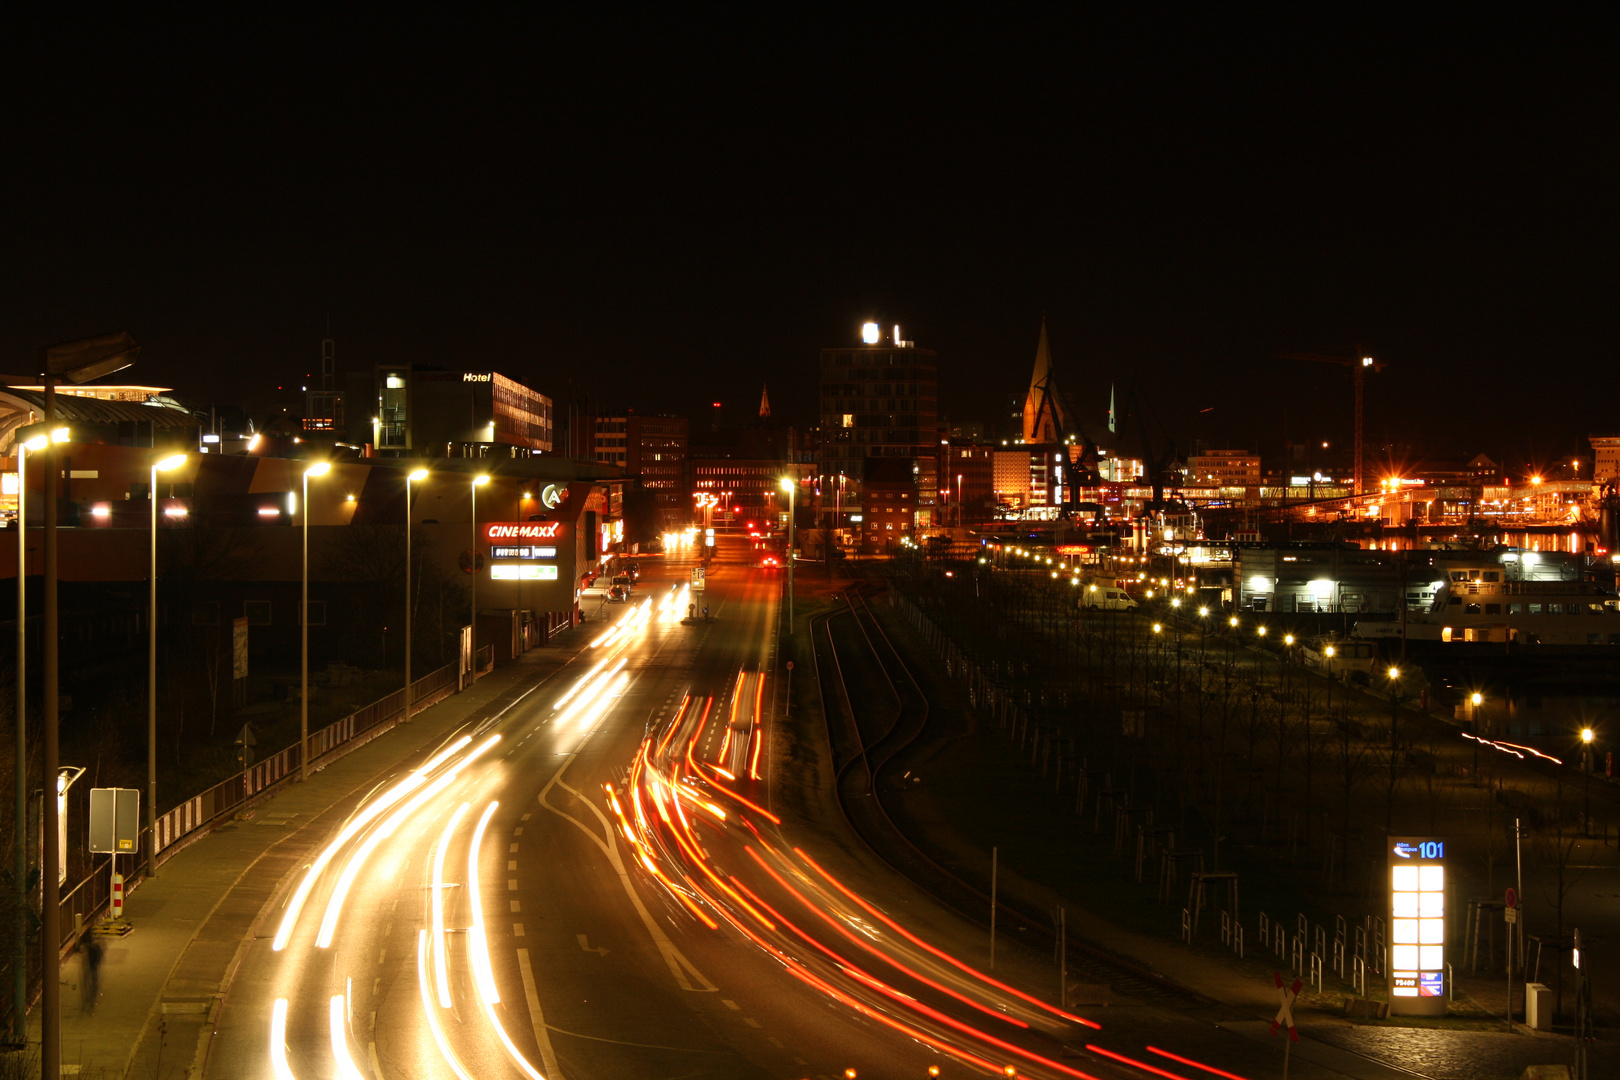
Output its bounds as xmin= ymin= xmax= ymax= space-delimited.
xmin=691 ymin=567 xmax=706 ymax=592
xmin=1505 ymin=887 xmax=1517 ymax=910
xmin=1271 ymin=972 xmax=1301 ymax=1041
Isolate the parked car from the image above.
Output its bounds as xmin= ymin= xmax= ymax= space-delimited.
xmin=608 ymin=584 xmax=627 ymax=602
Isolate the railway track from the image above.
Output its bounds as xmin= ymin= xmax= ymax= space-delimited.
xmin=810 ymin=579 xmax=1217 ymax=1013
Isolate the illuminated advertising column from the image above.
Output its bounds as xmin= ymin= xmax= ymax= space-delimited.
xmin=1388 ymin=836 xmax=1447 ymax=1016
xmin=485 ymin=521 xmax=565 ymax=583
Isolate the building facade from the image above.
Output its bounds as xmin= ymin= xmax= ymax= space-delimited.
xmin=819 ymin=323 xmax=939 ymax=530
xmin=362 ymin=366 xmax=554 ymax=458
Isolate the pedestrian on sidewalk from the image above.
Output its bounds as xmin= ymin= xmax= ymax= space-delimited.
xmin=82 ymin=936 xmax=105 ymax=1014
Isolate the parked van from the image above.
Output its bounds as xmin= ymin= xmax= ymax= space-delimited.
xmin=1080 ymin=584 xmax=1137 ymax=611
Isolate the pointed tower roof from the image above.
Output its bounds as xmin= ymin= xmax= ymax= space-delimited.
xmin=1022 ymin=319 xmax=1071 ymax=444
xmin=759 ymin=383 xmax=771 ymax=419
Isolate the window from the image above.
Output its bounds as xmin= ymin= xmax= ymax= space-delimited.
xmin=1464 ymin=604 xmax=1481 ymax=615
xmin=244 ymin=601 xmax=272 ymax=625
xmin=1485 ymin=603 xmax=1501 ymax=615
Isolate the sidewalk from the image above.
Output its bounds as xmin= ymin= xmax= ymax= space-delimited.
xmin=35 ymin=628 xmax=593 ymax=1080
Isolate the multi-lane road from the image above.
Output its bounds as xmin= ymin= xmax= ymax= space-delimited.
xmin=202 ymin=539 xmax=1262 ymax=1080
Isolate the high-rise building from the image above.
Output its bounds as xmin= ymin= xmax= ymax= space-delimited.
xmin=818 ymin=322 xmax=939 ymax=528
xmin=595 ymin=412 xmax=689 ymax=528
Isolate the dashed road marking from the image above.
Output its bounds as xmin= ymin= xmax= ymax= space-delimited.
xmin=721 ymin=999 xmax=739 ymax=1010
xmin=508 ymin=879 xmax=518 ymax=890
xmin=514 ymin=923 xmax=525 ymax=936
xmin=510 ymin=900 xmax=521 ymax=912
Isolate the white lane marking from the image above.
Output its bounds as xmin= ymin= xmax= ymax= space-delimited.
xmin=369 ymin=1040 xmax=386 ymax=1080
xmin=510 ymin=900 xmax=521 ymax=913
xmin=721 ymin=999 xmax=739 ymax=1010
xmin=509 ymin=843 xmax=519 ymax=852
xmin=508 ymin=879 xmax=518 ymax=890
xmin=513 ymin=923 xmax=525 ymax=937
xmin=541 ymin=781 xmax=716 ymax=992
xmin=517 ymin=948 xmax=564 ymax=1080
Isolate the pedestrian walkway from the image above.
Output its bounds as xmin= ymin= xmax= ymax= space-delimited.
xmin=32 ymin=628 xmax=592 ymax=1079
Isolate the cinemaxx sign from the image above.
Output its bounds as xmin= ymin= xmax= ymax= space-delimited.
xmin=484 ymin=522 xmax=565 ymax=541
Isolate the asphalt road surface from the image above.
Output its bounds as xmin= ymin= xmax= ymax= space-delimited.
xmin=204 ymin=538 xmax=1388 ymax=1080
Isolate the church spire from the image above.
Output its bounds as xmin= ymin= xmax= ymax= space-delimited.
xmin=1022 ymin=319 xmax=1068 ymax=444
xmin=759 ymin=383 xmax=771 ymax=419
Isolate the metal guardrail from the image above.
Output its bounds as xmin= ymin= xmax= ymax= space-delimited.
xmin=57 ymin=659 xmax=468 ymax=955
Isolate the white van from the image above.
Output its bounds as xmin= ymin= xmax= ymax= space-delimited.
xmin=1080 ymin=586 xmax=1138 ymax=611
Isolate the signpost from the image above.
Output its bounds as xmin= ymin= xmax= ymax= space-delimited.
xmin=89 ymin=787 xmax=139 ymax=930
xmin=1271 ymin=971 xmax=1301 ymax=1080
xmin=691 ymin=567 xmax=706 ymax=593
xmin=1504 ymin=887 xmax=1518 ymax=1029
xmin=1388 ymin=836 xmax=1448 ymax=1016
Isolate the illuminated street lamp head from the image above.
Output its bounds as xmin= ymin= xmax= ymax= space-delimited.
xmin=1388 ymin=665 xmax=1400 ymax=681
xmin=1229 ymin=616 xmax=1239 ymax=627
xmin=51 ymin=426 xmax=71 ymax=443
xmin=22 ymin=434 xmax=47 ymax=452
xmin=303 ymin=461 xmax=330 ymax=478
xmin=1471 ymin=692 xmax=1483 ymax=706
xmin=156 ymin=453 xmax=188 ymax=472
xmin=1361 ymin=356 xmax=1374 ymax=367
xmin=780 ymin=477 xmax=795 ymax=492
xmin=1325 ymin=645 xmax=1336 ymax=657
xmin=860 ymin=322 xmax=880 ymax=344
xmin=1198 ymin=606 xmax=1209 ymax=617
xmin=1582 ymin=727 xmax=1594 ymax=744
xmin=408 ymin=468 xmax=429 ymax=483
xmin=1256 ymin=625 xmax=1267 ymax=637
xmin=1152 ymin=622 xmax=1162 ymax=633
xmin=1284 ymin=633 xmax=1295 ymax=646
xmin=473 ymin=474 xmax=490 ymax=486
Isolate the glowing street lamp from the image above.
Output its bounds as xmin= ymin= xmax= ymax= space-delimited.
xmin=780 ymin=477 xmax=796 ymax=634
xmin=404 ymin=468 xmax=429 ymax=721
xmin=471 ymin=474 xmax=490 ymax=660
xmin=299 ymin=462 xmax=330 ymax=781
xmin=11 ymin=426 xmax=62 ymax=1035
xmin=145 ymin=452 xmax=188 ymax=873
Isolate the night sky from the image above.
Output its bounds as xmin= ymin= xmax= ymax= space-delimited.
xmin=7 ymin=10 xmax=1615 ymax=470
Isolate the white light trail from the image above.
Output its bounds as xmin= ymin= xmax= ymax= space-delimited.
xmin=270 ymin=998 xmax=297 ymax=1080
xmin=416 ymin=929 xmax=475 ymax=1080
xmin=272 ymin=734 xmax=475 ymax=951
xmin=329 ymin=995 xmax=365 ymax=1080
xmin=432 ymin=801 xmax=472 ymax=1008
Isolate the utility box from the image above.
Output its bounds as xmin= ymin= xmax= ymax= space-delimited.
xmin=88 ymin=787 xmax=141 ymax=854
xmin=1524 ymin=982 xmax=1552 ymax=1030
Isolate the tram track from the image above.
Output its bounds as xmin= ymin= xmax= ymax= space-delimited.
xmin=810 ymin=578 xmax=1219 ymax=1014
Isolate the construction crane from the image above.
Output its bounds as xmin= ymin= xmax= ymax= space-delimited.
xmin=1275 ymin=349 xmax=1385 ymax=496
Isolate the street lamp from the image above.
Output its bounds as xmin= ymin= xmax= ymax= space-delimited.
xmin=780 ymin=477 xmax=796 ymax=635
xmin=404 ymin=468 xmax=429 ymax=721
xmin=299 ymin=462 xmax=330 ymax=781
xmin=146 ymin=452 xmax=187 ymax=871
xmin=11 ymin=427 xmax=61 ymax=1041
xmin=1386 ymin=665 xmax=1401 ymax=833
xmin=471 ymin=474 xmax=489 ymax=662
xmin=1581 ymin=727 xmax=1595 ymax=836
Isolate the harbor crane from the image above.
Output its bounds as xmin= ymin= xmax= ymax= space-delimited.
xmin=1274 ymin=349 xmax=1385 ymax=496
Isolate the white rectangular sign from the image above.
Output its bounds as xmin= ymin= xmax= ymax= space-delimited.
xmin=691 ymin=567 xmax=706 ymax=592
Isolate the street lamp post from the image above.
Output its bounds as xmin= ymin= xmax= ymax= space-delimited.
xmin=1581 ymin=727 xmax=1595 ymax=836
xmin=38 ymin=330 xmax=138 ymax=1080
xmin=403 ymin=468 xmax=429 ymax=722
xmin=780 ymin=477 xmax=796 ymax=635
xmin=471 ymin=474 xmax=489 ymax=664
xmin=1386 ymin=665 xmax=1401 ymax=834
xmin=299 ymin=462 xmax=330 ymax=781
xmin=147 ymin=452 xmax=187 ymax=869
xmin=12 ymin=429 xmax=57 ymax=1043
